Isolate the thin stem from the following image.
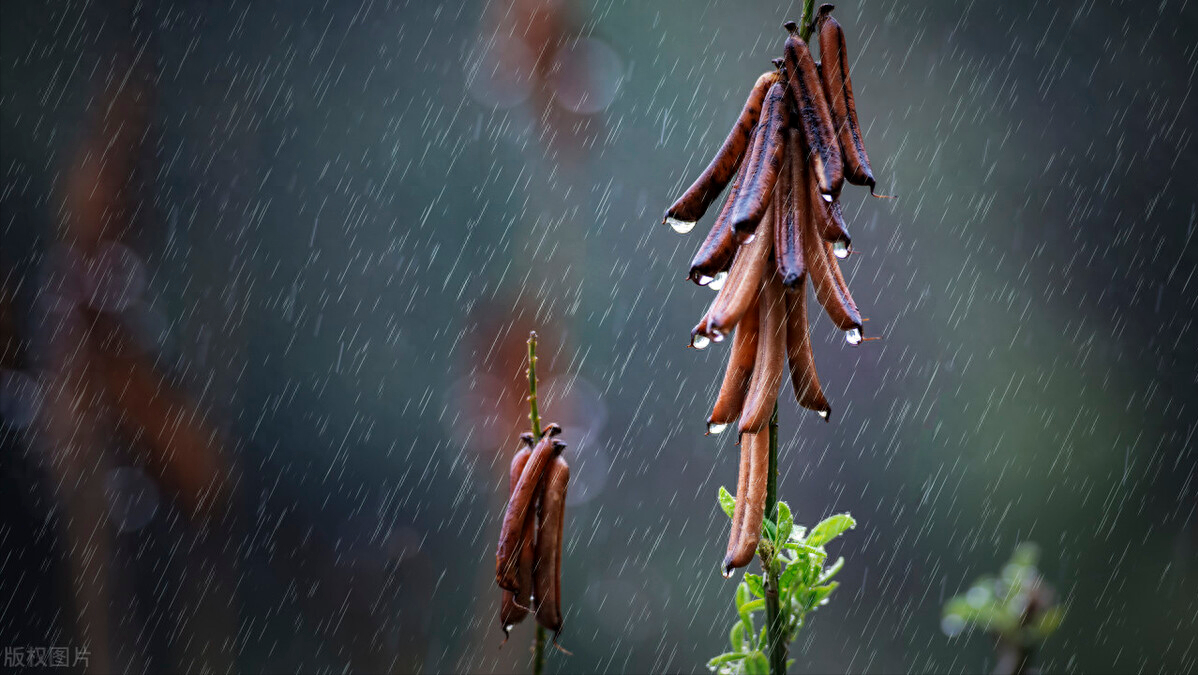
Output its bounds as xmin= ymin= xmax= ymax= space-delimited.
xmin=763 ymin=5 xmax=814 ymax=670
xmin=799 ymin=0 xmax=817 ymax=42
xmin=762 ymin=403 xmax=786 ymax=675
xmin=527 ymin=331 xmax=547 ymax=675
xmin=528 ymin=332 xmax=542 ymax=438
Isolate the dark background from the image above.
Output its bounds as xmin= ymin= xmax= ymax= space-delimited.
xmin=2 ymin=0 xmax=1196 ymax=673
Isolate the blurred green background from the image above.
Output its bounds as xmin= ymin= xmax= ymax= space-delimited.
xmin=2 ymin=0 xmax=1195 ymax=672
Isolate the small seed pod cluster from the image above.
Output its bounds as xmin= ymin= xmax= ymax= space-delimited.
xmin=663 ymin=6 xmax=883 ymax=574
xmin=495 ymin=424 xmax=569 ymax=639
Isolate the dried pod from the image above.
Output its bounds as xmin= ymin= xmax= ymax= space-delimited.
xmin=782 ymin=22 xmax=844 ymax=198
xmin=689 ymin=158 xmax=751 ymax=285
xmin=708 ymin=288 xmax=760 ymax=431
xmin=496 ymin=435 xmax=566 ymax=591
xmin=499 ymin=446 xmax=534 ymax=634
xmin=533 ymin=455 xmax=570 ymax=634
xmin=665 ymin=71 xmax=780 ymax=228
xmin=775 ymin=129 xmax=807 ymax=288
xmin=729 ymin=81 xmax=789 ymax=241
xmin=784 ymin=278 xmax=831 ymax=418
xmin=708 ymin=200 xmax=775 ymax=338
xmin=816 ymin=5 xmax=876 ymax=190
xmin=738 ymin=270 xmax=786 ymax=434
xmin=723 ymin=427 xmax=769 ymax=573
xmin=796 ymin=141 xmax=862 ymax=333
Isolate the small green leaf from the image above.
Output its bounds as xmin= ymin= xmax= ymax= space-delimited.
xmin=718 ymin=487 xmax=736 ymax=519
xmin=744 ymin=651 xmax=769 ymax=675
xmin=817 ymin=556 xmax=845 ymax=584
xmin=776 ymin=501 xmax=794 ymax=545
xmin=809 ymin=581 xmax=839 ymax=608
xmin=761 ymin=518 xmax=777 ymax=542
xmin=736 ymin=582 xmax=750 ymax=610
xmin=707 ymin=652 xmax=747 ymax=669
xmin=806 ymin=513 xmax=856 ymax=547
xmin=730 ymin=621 xmax=746 ymax=650
xmin=741 ymin=598 xmax=766 ymax=614
xmin=744 ymin=573 xmax=765 ymax=598
xmin=780 ymin=559 xmax=803 ymax=592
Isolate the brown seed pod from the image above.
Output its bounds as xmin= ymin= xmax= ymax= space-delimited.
xmin=707 ymin=287 xmax=760 ymax=431
xmin=825 ymin=240 xmax=862 ymax=340
xmin=533 ymin=455 xmax=569 ymax=634
xmin=723 ymin=428 xmax=753 ymax=571
xmin=688 ymin=157 xmax=751 ymax=285
xmin=499 ymin=446 xmax=534 ymax=634
xmin=802 ymin=153 xmax=851 ymax=248
xmin=816 ymin=5 xmax=876 ymax=190
xmin=496 ymin=435 xmax=566 ymax=591
xmin=796 ymin=143 xmax=862 ymax=334
xmin=784 ymin=277 xmax=832 ymax=419
xmin=723 ymin=427 xmax=769 ymax=573
xmin=730 ymin=82 xmax=789 ymax=241
xmin=665 ymin=71 xmax=780 ymax=228
xmin=776 ymin=129 xmax=807 ymax=288
xmin=738 ymin=269 xmax=786 ymax=434
xmin=708 ymin=200 xmax=775 ymax=338
xmin=782 ymin=22 xmax=844 ymax=198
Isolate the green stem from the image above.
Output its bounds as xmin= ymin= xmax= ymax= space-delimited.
xmin=762 ymin=403 xmax=786 ymax=675
xmin=527 ymin=332 xmax=547 ymax=675
xmin=763 ymin=4 xmax=815 ymax=667
xmin=799 ymin=0 xmax=817 ymax=41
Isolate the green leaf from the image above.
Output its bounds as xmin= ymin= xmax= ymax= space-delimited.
xmin=809 ymin=582 xmax=839 ymax=608
xmin=718 ymin=487 xmax=736 ymax=519
xmin=736 ymin=582 xmax=750 ymax=610
xmin=744 ymin=651 xmax=769 ymax=675
xmin=761 ymin=518 xmax=777 ymax=542
xmin=741 ymin=598 xmax=766 ymax=614
xmin=780 ymin=559 xmax=803 ymax=593
xmin=707 ymin=652 xmax=747 ymax=669
xmin=806 ymin=513 xmax=856 ymax=547
xmin=817 ymin=556 xmax=845 ymax=584
xmin=776 ymin=501 xmax=794 ymax=546
xmin=730 ymin=621 xmax=746 ymax=650
xmin=744 ymin=573 xmax=765 ymax=598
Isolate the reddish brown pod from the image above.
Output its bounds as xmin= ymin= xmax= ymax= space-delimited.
xmin=782 ymin=21 xmax=844 ymax=199
xmin=665 ymin=71 xmax=780 ymax=231
xmin=816 ymin=4 xmax=877 ymax=191
xmin=496 ymin=432 xmax=566 ymax=591
xmin=533 ymin=455 xmax=570 ymax=635
xmin=729 ymin=81 xmax=789 ymax=241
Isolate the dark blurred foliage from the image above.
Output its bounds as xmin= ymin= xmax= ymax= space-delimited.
xmin=2 ymin=1 xmax=1196 ymax=673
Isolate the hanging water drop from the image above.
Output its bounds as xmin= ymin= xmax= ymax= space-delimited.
xmin=692 ymin=334 xmax=711 ymax=350
xmin=833 ymin=240 xmax=851 ymax=259
xmin=845 ymin=328 xmax=863 ymax=345
xmin=666 ymin=217 xmax=696 ymax=234
xmin=707 ymin=421 xmax=728 ymax=435
xmin=708 ymin=271 xmax=728 ymax=291
xmin=822 ymin=193 xmax=833 ymax=203
xmin=697 ymin=274 xmax=714 ymax=286
xmin=711 ymin=329 xmax=725 ymax=343
xmin=817 ymin=410 xmax=829 ymax=419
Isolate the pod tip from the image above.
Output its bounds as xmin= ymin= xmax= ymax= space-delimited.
xmin=781 ymin=271 xmax=806 ymax=288
xmin=520 ymin=432 xmax=536 ymax=447
xmin=783 ymin=20 xmax=798 ymax=34
xmin=543 ymin=422 xmax=563 ymax=437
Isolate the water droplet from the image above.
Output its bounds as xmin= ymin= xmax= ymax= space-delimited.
xmin=740 ymin=233 xmax=756 ymax=245
xmin=504 ymin=623 xmax=514 ymax=633
xmin=697 ymin=274 xmax=714 ymax=286
xmin=711 ymin=329 xmax=725 ymax=343
xmin=692 ymin=334 xmax=711 ymax=350
xmin=940 ymin=614 xmax=966 ymax=637
xmin=817 ymin=410 xmax=829 ymax=419
xmin=708 ymin=271 xmax=728 ymax=290
xmin=845 ymin=328 xmax=863 ymax=345
xmin=721 ymin=566 xmax=735 ymax=579
xmin=666 ymin=217 xmax=696 ymax=234
xmin=822 ymin=193 xmax=833 ymax=203
xmin=833 ymin=240 xmax=850 ymax=259
xmin=707 ymin=422 xmax=728 ymax=435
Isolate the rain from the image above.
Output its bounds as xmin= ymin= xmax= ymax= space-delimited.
xmin=1 ymin=0 xmax=1195 ymax=673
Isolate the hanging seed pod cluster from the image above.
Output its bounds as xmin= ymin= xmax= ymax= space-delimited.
xmin=495 ymin=423 xmax=570 ymax=639
xmin=662 ymin=5 xmax=885 ymax=574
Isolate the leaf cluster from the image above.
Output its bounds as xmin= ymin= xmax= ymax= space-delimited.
xmin=709 ymin=488 xmax=855 ymax=674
